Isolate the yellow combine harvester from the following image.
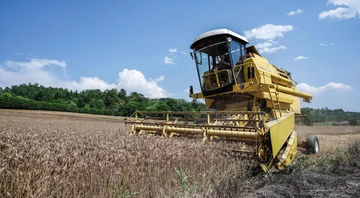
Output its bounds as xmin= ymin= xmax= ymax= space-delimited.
xmin=126 ymin=29 xmax=319 ymax=171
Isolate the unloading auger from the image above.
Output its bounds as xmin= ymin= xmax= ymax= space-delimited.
xmin=126 ymin=29 xmax=320 ymax=171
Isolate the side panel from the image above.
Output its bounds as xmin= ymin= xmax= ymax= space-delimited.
xmin=290 ymin=96 xmax=301 ymax=114
xmin=265 ymin=112 xmax=295 ymax=158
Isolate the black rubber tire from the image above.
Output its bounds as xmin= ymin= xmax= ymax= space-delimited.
xmin=306 ymin=135 xmax=320 ymax=154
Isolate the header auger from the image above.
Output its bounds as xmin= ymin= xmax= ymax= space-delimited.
xmin=126 ymin=29 xmax=319 ymax=171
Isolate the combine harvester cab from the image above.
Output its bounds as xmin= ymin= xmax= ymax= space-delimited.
xmin=126 ymin=29 xmax=319 ymax=171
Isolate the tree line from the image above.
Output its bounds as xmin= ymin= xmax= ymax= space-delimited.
xmin=0 ymin=83 xmax=206 ymax=116
xmin=299 ymin=107 xmax=359 ymax=126
xmin=0 ymin=83 xmax=359 ymax=125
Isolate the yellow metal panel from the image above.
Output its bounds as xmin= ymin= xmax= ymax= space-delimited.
xmin=207 ymin=129 xmax=259 ymax=138
xmin=275 ymin=85 xmax=312 ymax=102
xmin=265 ymin=112 xmax=295 ymax=158
xmin=190 ymin=92 xmax=204 ymax=99
xmin=260 ymin=72 xmax=272 ymax=84
xmin=277 ymin=130 xmax=297 ymax=169
xmin=205 ymin=98 xmax=214 ymax=108
xmin=290 ymin=96 xmax=301 ymax=114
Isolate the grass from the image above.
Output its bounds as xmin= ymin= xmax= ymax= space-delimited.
xmin=283 ymin=141 xmax=359 ymax=175
xmin=112 ymin=174 xmax=143 ymax=198
xmin=313 ymin=121 xmax=337 ymax=126
xmin=172 ymin=167 xmax=195 ymax=196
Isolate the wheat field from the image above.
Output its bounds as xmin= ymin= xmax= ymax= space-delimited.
xmin=0 ymin=110 xmax=258 ymax=197
xmin=2 ymin=109 xmax=360 ymax=197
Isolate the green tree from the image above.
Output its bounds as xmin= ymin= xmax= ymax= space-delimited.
xmin=0 ymin=92 xmax=13 ymax=108
xmin=90 ymin=98 xmax=105 ymax=109
xmin=120 ymin=101 xmax=145 ymax=116
xmin=349 ymin=118 xmax=358 ymax=126
xmin=104 ymin=89 xmax=119 ymax=108
xmin=118 ymin=89 xmax=127 ymax=101
xmin=128 ymin=92 xmax=147 ymax=103
xmin=301 ymin=108 xmax=314 ymax=126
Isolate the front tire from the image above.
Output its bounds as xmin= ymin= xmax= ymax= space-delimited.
xmin=306 ymin=135 xmax=320 ymax=154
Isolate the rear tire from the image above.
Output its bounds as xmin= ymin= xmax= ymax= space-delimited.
xmin=306 ymin=135 xmax=320 ymax=154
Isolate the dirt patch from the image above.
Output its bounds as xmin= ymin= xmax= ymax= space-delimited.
xmin=253 ymin=141 xmax=360 ymax=198
xmin=296 ymin=125 xmax=360 ymax=153
xmin=254 ymin=170 xmax=360 ymax=198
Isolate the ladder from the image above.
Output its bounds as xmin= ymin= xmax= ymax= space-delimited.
xmin=267 ymin=86 xmax=282 ymax=118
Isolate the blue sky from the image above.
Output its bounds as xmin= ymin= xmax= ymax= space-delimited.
xmin=0 ymin=0 xmax=360 ymax=111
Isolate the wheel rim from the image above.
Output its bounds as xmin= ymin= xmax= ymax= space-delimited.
xmin=314 ymin=140 xmax=319 ymax=153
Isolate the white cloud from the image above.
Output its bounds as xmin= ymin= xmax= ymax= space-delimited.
xmin=0 ymin=58 xmax=67 ymax=87
xmin=67 ymin=77 xmax=116 ymax=91
xmin=15 ymin=52 xmax=39 ymax=57
xmin=244 ymin=24 xmax=293 ymax=54
xmin=0 ymin=58 xmax=173 ymax=98
xmin=297 ymin=82 xmax=352 ymax=94
xmin=163 ymin=48 xmax=188 ymax=65
xmin=256 ymin=42 xmax=273 ymax=49
xmin=169 ymin=48 xmax=177 ymax=53
xmin=294 ymin=56 xmax=308 ymax=60
xmin=117 ymin=69 xmax=172 ymax=98
xmin=6 ymin=58 xmax=66 ymax=70
xmin=168 ymin=48 xmax=187 ymax=55
xmin=256 ymin=41 xmax=286 ymax=54
xmin=164 ymin=56 xmax=176 ymax=65
xmin=320 ymin=42 xmax=335 ymax=46
xmin=244 ymin=24 xmax=293 ymax=40
xmin=319 ymin=0 xmax=360 ymax=20
xmin=287 ymin=9 xmax=303 ymax=16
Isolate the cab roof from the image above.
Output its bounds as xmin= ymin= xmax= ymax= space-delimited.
xmin=190 ymin=29 xmax=249 ymax=49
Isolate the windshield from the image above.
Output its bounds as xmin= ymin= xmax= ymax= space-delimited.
xmin=194 ymin=41 xmax=233 ymax=91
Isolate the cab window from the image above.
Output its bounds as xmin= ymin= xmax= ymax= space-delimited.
xmin=230 ymin=41 xmax=246 ymax=66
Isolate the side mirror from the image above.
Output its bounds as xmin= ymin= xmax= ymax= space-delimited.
xmin=189 ymin=85 xmax=193 ymax=96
